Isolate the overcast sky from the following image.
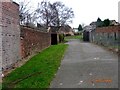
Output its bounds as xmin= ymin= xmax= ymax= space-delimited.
xmin=13 ymin=0 xmax=119 ymax=28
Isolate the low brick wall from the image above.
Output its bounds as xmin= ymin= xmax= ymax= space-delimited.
xmin=20 ymin=26 xmax=51 ymax=58
xmin=96 ymin=25 xmax=120 ymax=33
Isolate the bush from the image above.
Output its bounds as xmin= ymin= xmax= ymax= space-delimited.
xmin=59 ymin=34 xmax=64 ymax=43
xmin=103 ymin=19 xmax=110 ymax=27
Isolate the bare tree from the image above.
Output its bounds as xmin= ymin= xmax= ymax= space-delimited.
xmin=19 ymin=0 xmax=31 ymax=25
xmin=36 ymin=1 xmax=52 ymax=28
xmin=18 ymin=0 xmax=38 ymax=27
xmin=36 ymin=1 xmax=74 ymax=28
xmin=51 ymin=1 xmax=74 ymax=26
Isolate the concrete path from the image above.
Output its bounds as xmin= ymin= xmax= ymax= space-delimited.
xmin=50 ymin=39 xmax=118 ymax=88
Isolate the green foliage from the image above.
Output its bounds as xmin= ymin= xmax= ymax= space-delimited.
xmin=78 ymin=24 xmax=83 ymax=31
xmin=96 ymin=17 xmax=104 ymax=27
xmin=96 ymin=18 xmax=110 ymax=27
xmin=97 ymin=17 xmax=102 ymax=22
xmin=65 ymin=35 xmax=83 ymax=40
xmin=97 ymin=21 xmax=104 ymax=27
xmin=103 ymin=19 xmax=110 ymax=26
xmin=2 ymin=44 xmax=68 ymax=88
xmin=59 ymin=34 xmax=64 ymax=43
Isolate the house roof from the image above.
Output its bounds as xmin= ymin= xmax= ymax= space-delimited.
xmin=48 ymin=26 xmax=61 ymax=33
xmin=83 ymin=25 xmax=93 ymax=31
xmin=48 ymin=25 xmax=73 ymax=33
xmin=90 ymin=21 xmax=97 ymax=26
xmin=110 ymin=20 xmax=120 ymax=25
xmin=59 ymin=25 xmax=73 ymax=32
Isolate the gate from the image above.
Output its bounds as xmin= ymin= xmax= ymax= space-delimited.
xmin=83 ymin=31 xmax=90 ymax=42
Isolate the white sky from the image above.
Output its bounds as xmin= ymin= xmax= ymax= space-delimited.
xmin=13 ymin=0 xmax=119 ymax=28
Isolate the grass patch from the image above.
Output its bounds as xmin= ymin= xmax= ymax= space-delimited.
xmin=2 ymin=44 xmax=68 ymax=88
xmin=108 ymin=45 xmax=120 ymax=50
xmin=65 ymin=35 xmax=83 ymax=41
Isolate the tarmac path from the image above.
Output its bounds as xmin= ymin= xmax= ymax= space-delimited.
xmin=50 ymin=39 xmax=118 ymax=88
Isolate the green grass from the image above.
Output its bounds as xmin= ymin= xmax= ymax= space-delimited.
xmin=2 ymin=44 xmax=68 ymax=88
xmin=0 ymin=83 xmax=2 ymax=90
xmin=65 ymin=35 xmax=83 ymax=40
xmin=109 ymin=45 xmax=120 ymax=49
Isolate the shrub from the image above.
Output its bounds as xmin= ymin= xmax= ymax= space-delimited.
xmin=59 ymin=34 xmax=64 ymax=43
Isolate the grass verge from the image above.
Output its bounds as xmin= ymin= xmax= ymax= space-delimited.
xmin=2 ymin=44 xmax=68 ymax=88
xmin=65 ymin=35 xmax=83 ymax=40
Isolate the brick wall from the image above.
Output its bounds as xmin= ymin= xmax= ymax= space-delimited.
xmin=20 ymin=26 xmax=51 ymax=58
xmin=0 ymin=1 xmax=21 ymax=70
xmin=0 ymin=1 xmax=51 ymax=71
xmin=90 ymin=25 xmax=120 ymax=48
xmin=96 ymin=25 xmax=120 ymax=33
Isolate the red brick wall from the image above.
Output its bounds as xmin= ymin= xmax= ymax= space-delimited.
xmin=20 ymin=26 xmax=51 ymax=58
xmin=96 ymin=25 xmax=120 ymax=33
xmin=1 ymin=1 xmax=51 ymax=71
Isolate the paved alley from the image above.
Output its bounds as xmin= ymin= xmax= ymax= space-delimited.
xmin=50 ymin=39 xmax=118 ymax=88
